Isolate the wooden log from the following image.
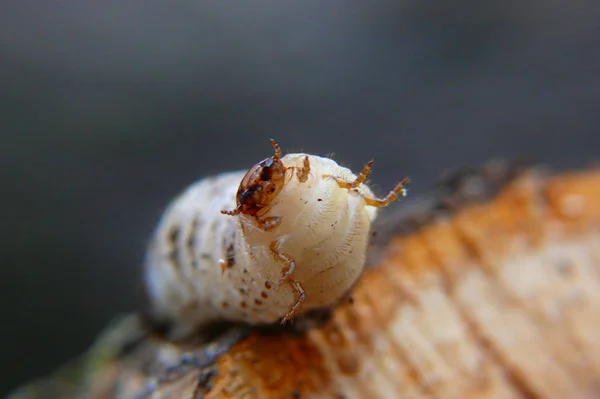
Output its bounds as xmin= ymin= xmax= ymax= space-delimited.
xmin=9 ymin=163 xmax=600 ymax=399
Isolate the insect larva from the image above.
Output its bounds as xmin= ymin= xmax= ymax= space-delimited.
xmin=144 ymin=140 xmax=409 ymax=339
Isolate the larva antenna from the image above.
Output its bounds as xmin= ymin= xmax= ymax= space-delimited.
xmin=221 ymin=207 xmax=241 ymax=216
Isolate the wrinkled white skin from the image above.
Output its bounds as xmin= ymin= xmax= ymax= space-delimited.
xmin=144 ymin=154 xmax=378 ymax=339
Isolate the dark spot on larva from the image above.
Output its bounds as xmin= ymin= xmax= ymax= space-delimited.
xmin=166 ymin=225 xmax=182 ymax=271
xmin=292 ymin=390 xmax=302 ymax=398
xmin=371 ymin=230 xmax=378 ymax=237
xmin=317 ymin=198 xmax=322 ymax=201
xmin=304 ymin=200 xmax=308 ymax=204
xmin=254 ymin=299 xmax=263 ymax=305
xmin=186 ymin=217 xmax=199 ymax=268
xmin=221 ymin=301 xmax=229 ymax=308
xmin=168 ymin=226 xmax=180 ymax=244
xmin=240 ymin=301 xmax=248 ymax=309
xmin=331 ymin=223 xmax=334 ymax=227
xmin=243 ymin=268 xmax=248 ymax=274
xmin=261 ymin=291 xmax=269 ymax=299
xmin=239 ymin=287 xmax=248 ymax=295
xmin=347 ymin=296 xmax=355 ymax=304
xmin=186 ymin=218 xmax=198 ymax=247
xmin=226 ymin=247 xmax=235 ymax=268
xmin=265 ymin=281 xmax=272 ymax=289
xmin=223 ymin=230 xmax=237 ymax=268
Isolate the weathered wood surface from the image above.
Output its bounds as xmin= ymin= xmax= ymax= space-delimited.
xmin=10 ymin=164 xmax=600 ymax=399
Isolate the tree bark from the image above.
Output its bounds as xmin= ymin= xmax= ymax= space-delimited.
xmin=10 ymin=163 xmax=600 ymax=399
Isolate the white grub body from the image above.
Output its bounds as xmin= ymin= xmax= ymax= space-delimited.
xmin=144 ymin=154 xmax=378 ymax=339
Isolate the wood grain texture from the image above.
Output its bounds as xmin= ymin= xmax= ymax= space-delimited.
xmin=10 ymin=164 xmax=600 ymax=399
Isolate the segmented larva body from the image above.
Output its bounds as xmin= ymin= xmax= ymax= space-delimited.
xmin=144 ymin=140 xmax=409 ymax=339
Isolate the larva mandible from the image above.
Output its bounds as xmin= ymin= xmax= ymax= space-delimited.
xmin=144 ymin=140 xmax=409 ymax=339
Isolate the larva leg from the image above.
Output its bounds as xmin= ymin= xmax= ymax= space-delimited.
xmin=281 ymin=279 xmax=306 ymax=323
xmin=362 ymin=176 xmax=410 ymax=207
xmin=326 ymin=160 xmax=374 ymax=189
xmin=269 ymin=240 xmax=306 ymax=322
xmin=295 ymin=155 xmax=310 ymax=183
xmin=269 ymin=240 xmax=296 ymax=284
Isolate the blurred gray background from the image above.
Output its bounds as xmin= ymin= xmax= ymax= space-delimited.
xmin=1 ymin=0 xmax=599 ymax=394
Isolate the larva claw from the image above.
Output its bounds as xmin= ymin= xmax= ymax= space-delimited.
xmin=362 ymin=176 xmax=410 ymax=207
xmin=280 ymin=279 xmax=306 ymax=324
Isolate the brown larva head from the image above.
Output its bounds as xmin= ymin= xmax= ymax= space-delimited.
xmin=233 ymin=139 xmax=286 ymax=216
